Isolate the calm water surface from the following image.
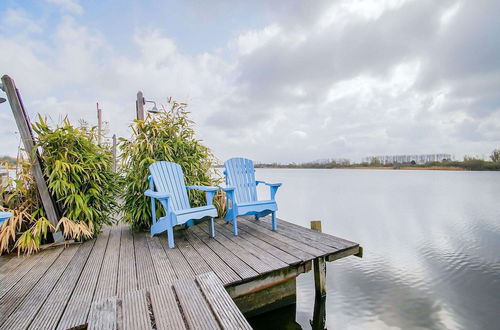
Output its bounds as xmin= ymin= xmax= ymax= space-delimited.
xmin=251 ymin=169 xmax=500 ymax=330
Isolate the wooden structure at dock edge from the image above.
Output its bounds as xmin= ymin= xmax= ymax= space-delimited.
xmin=1 ymin=75 xmax=63 ymax=241
xmin=0 ymin=216 xmax=361 ymax=329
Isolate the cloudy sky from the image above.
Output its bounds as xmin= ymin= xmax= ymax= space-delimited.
xmin=0 ymin=0 xmax=498 ymax=163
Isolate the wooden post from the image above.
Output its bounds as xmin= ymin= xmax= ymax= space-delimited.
xmin=136 ymin=91 xmax=145 ymax=120
xmin=310 ymin=220 xmax=322 ymax=233
xmin=1 ymin=75 xmax=62 ymax=240
xmin=311 ymin=296 xmax=326 ymax=330
xmin=310 ymin=220 xmax=326 ymax=298
xmin=112 ymin=134 xmax=117 ymax=172
xmin=97 ymin=102 xmax=102 ymax=144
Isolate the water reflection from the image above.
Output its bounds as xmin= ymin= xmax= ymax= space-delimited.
xmin=254 ymin=169 xmax=500 ymax=330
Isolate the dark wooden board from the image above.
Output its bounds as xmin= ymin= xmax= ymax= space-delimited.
xmin=236 ymin=221 xmax=316 ymax=261
xmin=146 ymin=235 xmax=177 ymax=285
xmin=149 ymin=284 xmax=187 ymax=330
xmin=184 ymin=229 xmax=241 ymax=285
xmin=133 ymin=232 xmax=158 ymax=289
xmin=189 ymin=227 xmax=259 ymax=280
xmin=117 ymin=226 xmax=137 ymax=295
xmin=158 ymin=232 xmax=196 ymax=279
xmin=0 ymin=246 xmax=78 ymax=330
xmin=173 ymin=278 xmax=220 ymax=330
xmin=196 ymin=272 xmax=252 ymax=330
xmin=122 ymin=289 xmax=151 ymax=330
xmin=0 ymin=247 xmax=62 ymax=325
xmin=56 ymin=228 xmax=110 ymax=329
xmin=27 ymin=240 xmax=95 ymax=330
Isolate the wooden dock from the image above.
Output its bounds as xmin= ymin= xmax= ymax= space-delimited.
xmin=0 ymin=215 xmax=360 ymax=329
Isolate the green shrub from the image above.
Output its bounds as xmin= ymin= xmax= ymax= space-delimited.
xmin=119 ymin=99 xmax=222 ymax=231
xmin=33 ymin=116 xmax=120 ymax=235
xmin=1 ymin=116 xmax=119 ymax=254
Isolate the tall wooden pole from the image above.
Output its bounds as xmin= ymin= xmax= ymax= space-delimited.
xmin=310 ymin=220 xmax=327 ymax=329
xmin=112 ymin=134 xmax=117 ymax=173
xmin=1 ymin=75 xmax=62 ymax=240
xmin=310 ymin=220 xmax=326 ymax=298
xmin=136 ymin=91 xmax=145 ymax=120
xmin=97 ymin=102 xmax=102 ymax=144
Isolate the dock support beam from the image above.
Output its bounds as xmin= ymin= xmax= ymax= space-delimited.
xmin=310 ymin=220 xmax=326 ymax=298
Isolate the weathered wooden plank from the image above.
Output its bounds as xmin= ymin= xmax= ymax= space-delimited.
xmin=250 ymin=217 xmax=337 ymax=254
xmin=27 ymin=240 xmax=95 ymax=330
xmin=56 ymin=228 xmax=111 ymax=330
xmin=88 ymin=297 xmax=120 ymax=330
xmin=117 ymin=225 xmax=137 ymax=295
xmin=189 ymin=227 xmax=259 ymax=280
xmin=94 ymin=226 xmax=122 ymax=301
xmin=194 ymin=224 xmax=275 ymax=274
xmin=1 ymin=75 xmax=60 ymax=230
xmin=184 ymin=229 xmax=241 ymax=285
xmin=0 ymin=246 xmax=79 ymax=330
xmin=0 ymin=247 xmax=62 ymax=325
xmin=173 ymin=278 xmax=220 ymax=330
xmin=134 ymin=232 xmax=158 ymax=289
xmin=146 ymin=235 xmax=177 ymax=285
xmin=196 ymin=272 xmax=252 ymax=330
xmin=212 ymin=222 xmax=289 ymax=269
xmin=236 ymin=221 xmax=316 ymax=261
xmin=0 ymin=255 xmax=25 ymax=281
xmin=217 ymin=221 xmax=301 ymax=265
xmin=149 ymin=285 xmax=187 ymax=330
xmin=158 ymin=232 xmax=196 ymax=280
xmin=238 ymin=218 xmax=327 ymax=256
xmin=122 ymin=289 xmax=151 ymax=330
xmin=271 ymin=217 xmax=348 ymax=250
xmin=0 ymin=252 xmax=45 ymax=300
xmin=274 ymin=217 xmax=356 ymax=249
xmin=176 ymin=231 xmax=214 ymax=276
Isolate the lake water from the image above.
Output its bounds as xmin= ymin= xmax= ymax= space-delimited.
xmin=249 ymin=169 xmax=500 ymax=330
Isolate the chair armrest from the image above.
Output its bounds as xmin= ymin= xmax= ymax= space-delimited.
xmin=144 ymin=189 xmax=171 ymax=200
xmin=218 ymin=185 xmax=236 ymax=192
xmin=256 ymin=181 xmax=282 ymax=187
xmin=186 ymin=185 xmax=218 ymax=192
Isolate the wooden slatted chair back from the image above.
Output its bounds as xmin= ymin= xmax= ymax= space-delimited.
xmin=224 ymin=158 xmax=258 ymax=204
xmin=149 ymin=161 xmax=190 ymax=211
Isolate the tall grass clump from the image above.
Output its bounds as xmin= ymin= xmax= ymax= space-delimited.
xmin=34 ymin=117 xmax=120 ymax=234
xmin=0 ymin=116 xmax=120 ymax=255
xmin=120 ymin=98 xmax=222 ymax=231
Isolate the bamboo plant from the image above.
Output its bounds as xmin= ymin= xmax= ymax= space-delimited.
xmin=0 ymin=116 xmax=120 ymax=254
xmin=120 ymin=98 xmax=224 ymax=231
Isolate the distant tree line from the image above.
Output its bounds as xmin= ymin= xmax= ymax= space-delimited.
xmin=254 ymin=149 xmax=500 ymax=171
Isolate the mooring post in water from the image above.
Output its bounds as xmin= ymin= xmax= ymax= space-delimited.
xmin=310 ymin=296 xmax=326 ymax=330
xmin=310 ymin=220 xmax=327 ymax=298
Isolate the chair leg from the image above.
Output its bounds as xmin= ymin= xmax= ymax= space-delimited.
xmin=272 ymin=212 xmax=277 ymax=231
xmin=209 ymin=217 xmax=215 ymax=238
xmin=233 ymin=215 xmax=238 ymax=236
xmin=167 ymin=226 xmax=174 ymax=248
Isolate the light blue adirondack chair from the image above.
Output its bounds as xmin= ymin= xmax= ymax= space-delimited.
xmin=145 ymin=161 xmax=218 ymax=248
xmin=0 ymin=212 xmax=12 ymax=226
xmin=220 ymin=158 xmax=282 ymax=235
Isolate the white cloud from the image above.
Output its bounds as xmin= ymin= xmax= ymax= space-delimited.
xmin=1 ymin=0 xmax=499 ymax=163
xmin=46 ymin=0 xmax=84 ymax=15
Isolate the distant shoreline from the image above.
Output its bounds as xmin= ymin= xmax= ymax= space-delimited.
xmin=253 ymin=166 xmax=467 ymax=171
xmin=344 ymin=166 xmax=466 ymax=171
